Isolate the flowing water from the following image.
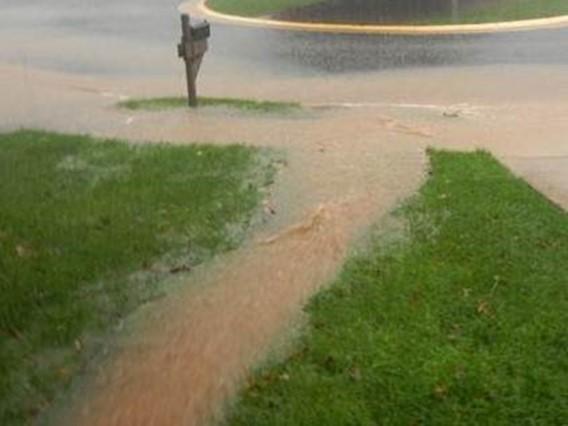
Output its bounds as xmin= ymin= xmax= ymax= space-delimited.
xmin=1 ymin=0 xmax=568 ymax=425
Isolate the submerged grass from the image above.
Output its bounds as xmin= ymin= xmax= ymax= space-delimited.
xmin=207 ymin=0 xmax=568 ymax=23
xmin=118 ymin=97 xmax=301 ymax=113
xmin=229 ymin=150 xmax=568 ymax=425
xmin=0 ymin=130 xmax=274 ymax=424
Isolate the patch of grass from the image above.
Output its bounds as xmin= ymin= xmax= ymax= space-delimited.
xmin=461 ymin=0 xmax=568 ymax=23
xmin=411 ymin=0 xmax=568 ymax=24
xmin=0 ymin=130 xmax=274 ymax=424
xmin=118 ymin=97 xmax=301 ymax=113
xmin=229 ymin=151 xmax=568 ymax=425
xmin=207 ymin=0 xmax=568 ymax=23
xmin=207 ymin=0 xmax=321 ymax=17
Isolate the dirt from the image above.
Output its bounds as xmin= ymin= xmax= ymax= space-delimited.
xmin=2 ymin=41 xmax=568 ymax=426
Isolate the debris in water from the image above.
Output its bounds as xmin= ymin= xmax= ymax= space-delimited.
xmin=263 ymin=199 xmax=277 ymax=215
xmin=443 ymin=109 xmax=461 ymax=118
xmin=261 ymin=204 xmax=328 ymax=245
xmin=379 ymin=116 xmax=434 ymax=138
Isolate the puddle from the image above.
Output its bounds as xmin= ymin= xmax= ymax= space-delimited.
xmin=275 ymin=0 xmax=510 ymax=25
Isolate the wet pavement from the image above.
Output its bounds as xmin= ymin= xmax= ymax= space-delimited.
xmin=2 ymin=0 xmax=568 ymax=76
xmin=1 ymin=0 xmax=568 ymax=425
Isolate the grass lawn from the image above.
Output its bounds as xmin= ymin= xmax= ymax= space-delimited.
xmin=206 ymin=0 xmax=568 ymax=24
xmin=118 ymin=97 xmax=301 ymax=113
xmin=0 ymin=130 xmax=274 ymax=424
xmin=229 ymin=150 xmax=568 ymax=425
xmin=207 ymin=0 xmax=321 ymax=17
xmin=447 ymin=0 xmax=568 ymax=24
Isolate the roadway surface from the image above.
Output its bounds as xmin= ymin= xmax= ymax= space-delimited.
xmin=2 ymin=0 xmax=568 ymax=77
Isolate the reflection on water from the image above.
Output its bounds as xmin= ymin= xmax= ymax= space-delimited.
xmin=275 ymin=0 xmax=498 ymax=25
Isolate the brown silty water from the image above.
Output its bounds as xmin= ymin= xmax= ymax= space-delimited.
xmin=275 ymin=0 xmax=500 ymax=24
xmin=2 ymin=38 xmax=568 ymax=426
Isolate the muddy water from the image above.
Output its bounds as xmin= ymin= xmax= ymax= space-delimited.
xmin=2 ymin=0 xmax=568 ymax=424
xmin=276 ymin=0 xmax=499 ymax=25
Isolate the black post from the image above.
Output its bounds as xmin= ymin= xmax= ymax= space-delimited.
xmin=180 ymin=14 xmax=197 ymax=107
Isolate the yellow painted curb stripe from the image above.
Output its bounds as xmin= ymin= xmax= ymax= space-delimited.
xmin=179 ymin=0 xmax=568 ymax=35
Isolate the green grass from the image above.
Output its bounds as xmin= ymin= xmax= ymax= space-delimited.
xmin=0 ymin=130 xmax=274 ymax=424
xmin=118 ymin=97 xmax=301 ymax=113
xmin=229 ymin=150 xmax=568 ymax=425
xmin=207 ymin=0 xmax=568 ymax=24
xmin=457 ymin=0 xmax=568 ymax=24
xmin=207 ymin=0 xmax=321 ymax=17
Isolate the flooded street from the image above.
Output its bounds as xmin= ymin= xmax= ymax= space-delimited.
xmin=1 ymin=0 xmax=568 ymax=424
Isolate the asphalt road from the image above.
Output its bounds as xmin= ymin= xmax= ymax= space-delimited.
xmin=1 ymin=0 xmax=568 ymax=77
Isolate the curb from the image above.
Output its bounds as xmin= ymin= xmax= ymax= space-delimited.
xmin=180 ymin=0 xmax=568 ymax=35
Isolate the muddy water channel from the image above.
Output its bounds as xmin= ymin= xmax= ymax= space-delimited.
xmin=276 ymin=0 xmax=500 ymax=25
